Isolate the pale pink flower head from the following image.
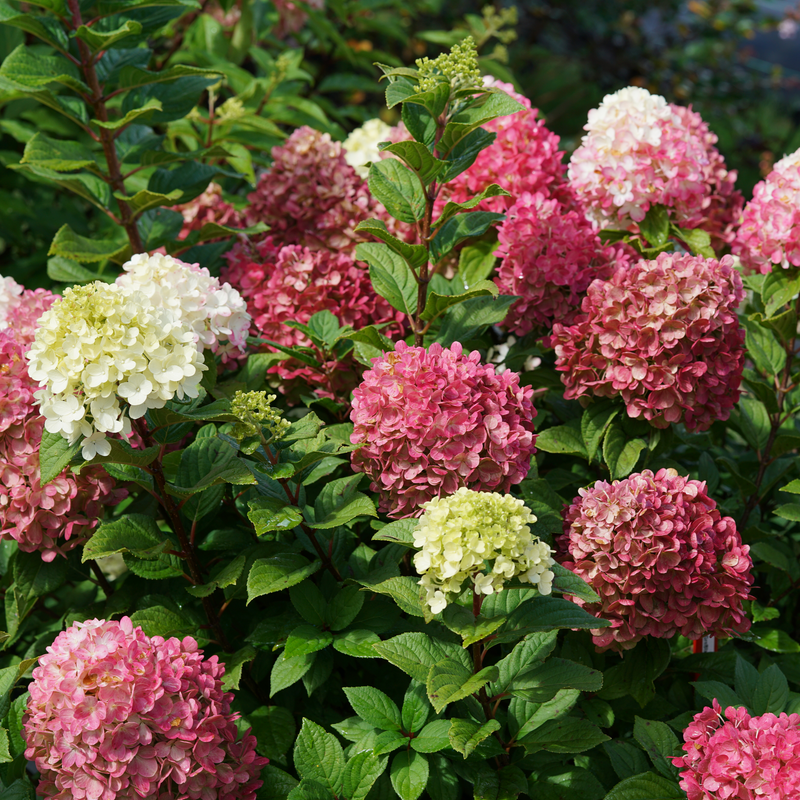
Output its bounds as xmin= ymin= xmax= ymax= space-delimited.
xmin=568 ymin=86 xmax=739 ymax=233
xmin=0 ymin=274 xmax=22 ymax=328
xmin=221 ymin=236 xmax=403 ymax=399
xmin=244 ymin=125 xmax=380 ymax=252
xmin=550 ymin=251 xmax=745 ymax=432
xmin=273 ymin=0 xmax=324 ymax=36
xmin=350 ymin=341 xmax=537 ymax=518
xmin=24 ymin=617 xmax=267 ymax=800
xmin=495 ymin=191 xmax=633 ymax=334
xmin=171 ymin=182 xmax=244 ymax=240
xmin=559 ymin=468 xmax=753 ymax=652
xmin=674 ymin=699 xmax=800 ymax=800
xmin=733 ymin=148 xmax=800 ymax=273
xmin=0 ymin=287 xmax=125 ymax=561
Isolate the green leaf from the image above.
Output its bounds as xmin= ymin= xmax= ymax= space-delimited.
xmin=20 ymin=132 xmax=98 ymax=172
xmin=456 ymin=240 xmax=497 ymax=290
xmin=448 ymin=719 xmax=501 ymax=758
xmin=506 ymin=658 xmax=603 ymax=702
xmin=603 ymin=424 xmax=646 ymax=479
xmin=38 ymin=430 xmax=80 ymax=485
xmin=355 ymin=219 xmax=428 ymax=270
xmin=83 ymin=438 xmax=160 ymax=468
xmin=186 ymin=554 xmax=247 ymax=598
xmin=172 ymin=436 xmax=253 ymax=494
xmin=420 ymin=280 xmax=498 ymax=322
xmin=670 ymin=225 xmax=715 ymax=258
xmin=536 ymin=424 xmax=587 ymax=458
xmin=92 ymin=97 xmax=163 ymax=130
xmin=220 ymin=645 xmax=257 ymax=691
xmin=47 ymin=256 xmax=109 ymax=284
xmin=581 ymin=400 xmax=619 ymax=464
xmin=13 ymin=552 xmax=67 ymax=600
xmin=429 ymin=210 xmax=505 ymax=264
xmin=752 ymin=664 xmax=789 ymax=715
xmin=410 ymin=719 xmax=452 ymax=753
xmin=603 ymin=772 xmax=683 ymax=800
xmin=82 ymin=514 xmax=168 ymax=562
xmin=0 ymin=47 xmax=83 ymax=94
xmin=358 ymin=576 xmax=426 ymax=618
xmin=390 ymin=750 xmax=429 ymax=800
xmin=368 ymin=159 xmax=426 ymax=224
xmin=119 ymin=62 xmax=222 ymax=90
xmin=372 ymin=519 xmax=416 ymax=546
xmin=294 ymin=719 xmax=345 ymax=794
xmin=400 ymin=82 xmax=450 ymax=118
xmin=113 ymin=188 xmax=184 ymax=217
xmin=639 ymin=205 xmax=670 ymax=248
xmin=433 ymin=184 xmax=510 ymax=229
xmin=307 ymin=474 xmax=376 ymax=529
xmin=401 ymin=682 xmax=430 ymax=734
xmin=604 ymin=741 xmax=651 ymax=782
xmin=763 ymin=268 xmax=800 ymax=317
xmin=691 ymin=681 xmax=745 ymax=710
xmin=752 ymin=627 xmax=800 ymax=653
xmin=600 ymin=640 xmax=671 ymax=708
xmin=129 ymin=606 xmax=194 ymax=640
xmin=248 ymin=498 xmax=303 ymax=537
xmin=373 ymin=632 xmax=470 ymax=682
xmin=496 ymin=596 xmax=610 ymax=645
xmin=247 ymin=706 xmax=296 ymax=760
xmin=380 ymin=140 xmax=445 ymax=183
xmin=344 ymin=686 xmax=402 ymax=731
xmin=520 ymin=717 xmax=610 ymax=753
xmin=75 ymin=19 xmax=142 ymax=52
xmin=284 ymin=625 xmax=334 ymax=659
xmin=735 ymin=396 xmax=771 ymax=451
xmin=633 ymin=718 xmax=680 ymax=780
xmin=426 ymin=660 xmax=498 ymax=713
xmin=438 ymin=127 xmax=496 ymax=183
xmin=534 ymin=765 xmax=605 ymax=800
xmin=247 ymin=555 xmax=322 ymax=603
xmin=437 ymin=91 xmax=524 ymax=155
xmin=343 ymin=752 xmax=388 ymax=800
xmin=440 ymin=605 xmax=507 ymax=647
xmin=49 ymin=224 xmax=129 ymax=264
xmin=357 ymin=242 xmax=417 ymax=317
xmin=775 ymin=503 xmax=800 ymax=522
xmin=271 ymin=652 xmax=314 ymax=696
xmin=327 ymin=585 xmax=364 ymax=631
xmin=550 ymin=563 xmax=600 ymax=604
xmin=744 ymin=318 xmax=786 ymax=375
xmin=493 ymin=632 xmax=558 ymax=694
xmin=437 ymin=295 xmax=517 ymax=346
xmin=474 ymin=765 xmax=528 ymax=800
xmin=781 ymin=479 xmax=800 ymax=494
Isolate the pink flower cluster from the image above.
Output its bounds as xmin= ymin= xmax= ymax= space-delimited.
xmin=494 ymin=191 xmax=632 ymax=333
xmin=273 ymin=0 xmax=324 ymax=37
xmin=559 ymin=468 xmax=753 ymax=651
xmin=551 ymin=251 xmax=745 ymax=432
xmin=172 ymin=182 xmax=244 ymax=240
xmin=24 ymin=617 xmax=267 ymax=800
xmin=733 ymin=149 xmax=800 ymax=273
xmin=0 ymin=288 xmax=124 ymax=561
xmin=244 ymin=126 xmax=378 ymax=252
xmin=222 ymin=236 xmax=403 ymax=398
xmin=674 ymin=699 xmax=800 ymax=799
xmin=568 ymin=86 xmax=741 ymax=235
xmin=350 ymin=341 xmax=537 ymax=518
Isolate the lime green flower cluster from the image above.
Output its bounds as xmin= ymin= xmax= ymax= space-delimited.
xmin=416 ymin=35 xmax=482 ymax=94
xmin=230 ymin=390 xmax=290 ymax=442
xmin=413 ymin=487 xmax=555 ymax=614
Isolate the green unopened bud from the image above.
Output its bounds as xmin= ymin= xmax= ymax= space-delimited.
xmin=415 ymin=35 xmax=482 ymax=94
xmin=230 ymin=390 xmax=290 ymax=442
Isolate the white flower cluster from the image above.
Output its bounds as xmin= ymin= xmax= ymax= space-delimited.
xmin=27 ymin=282 xmax=206 ymax=460
xmin=413 ymin=486 xmax=555 ymax=614
xmin=117 ymin=253 xmax=250 ymax=362
xmin=342 ymin=118 xmax=393 ymax=180
xmin=0 ymin=274 xmax=23 ymax=330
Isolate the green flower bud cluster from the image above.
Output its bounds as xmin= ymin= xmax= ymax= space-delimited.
xmin=416 ymin=35 xmax=482 ymax=94
xmin=230 ymin=390 xmax=290 ymax=442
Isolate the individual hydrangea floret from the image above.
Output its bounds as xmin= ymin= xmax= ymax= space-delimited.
xmin=733 ymin=148 xmax=800 ymax=273
xmin=350 ymin=341 xmax=537 ymax=518
xmin=0 ymin=274 xmax=22 ymax=329
xmin=26 ymin=281 xmax=206 ymax=460
xmin=171 ymin=181 xmax=244 ymax=240
xmin=117 ymin=252 xmax=251 ymax=362
xmin=222 ymin=236 xmax=402 ymax=399
xmin=23 ymin=617 xmax=267 ymax=800
xmin=674 ymin=699 xmax=800 ymax=800
xmin=414 ymin=487 xmax=554 ymax=614
xmin=416 ymin=35 xmax=482 ymax=93
xmin=343 ymin=118 xmax=394 ymax=180
xmin=568 ymin=86 xmax=739 ymax=231
xmin=231 ymin=390 xmax=290 ymax=441
xmin=559 ymin=468 xmax=753 ymax=651
xmin=244 ymin=126 xmax=380 ymax=252
xmin=495 ymin=191 xmax=632 ymax=333
xmin=551 ymin=251 xmax=745 ymax=432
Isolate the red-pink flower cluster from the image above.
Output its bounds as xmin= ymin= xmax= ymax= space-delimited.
xmin=222 ymin=236 xmax=403 ymax=398
xmin=674 ymin=699 xmax=800 ymax=799
xmin=495 ymin=191 xmax=632 ymax=333
xmin=172 ymin=182 xmax=244 ymax=240
xmin=551 ymin=251 xmax=745 ymax=432
xmin=24 ymin=617 xmax=267 ymax=800
xmin=733 ymin=149 xmax=800 ymax=273
xmin=244 ymin=126 xmax=378 ymax=252
xmin=559 ymin=468 xmax=753 ymax=651
xmin=0 ymin=288 xmax=124 ymax=561
xmin=349 ymin=341 xmax=537 ymax=518
xmin=272 ymin=0 xmax=324 ymax=36
xmin=568 ymin=86 xmax=740 ymax=236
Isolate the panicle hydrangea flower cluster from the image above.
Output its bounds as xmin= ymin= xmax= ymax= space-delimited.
xmin=222 ymin=236 xmax=403 ymax=398
xmin=244 ymin=126 xmax=382 ymax=252
xmin=567 ymin=86 xmax=739 ymax=231
xmin=494 ymin=191 xmax=633 ymax=333
xmin=230 ymin=390 xmax=290 ymax=441
xmin=0 ymin=287 xmax=124 ymax=561
xmin=413 ymin=487 xmax=554 ymax=614
xmin=342 ymin=118 xmax=394 ymax=180
xmin=350 ymin=342 xmax=537 ymax=518
xmin=733 ymin=148 xmax=800 ymax=273
xmin=415 ymin=36 xmax=482 ymax=93
xmin=171 ymin=182 xmax=244 ymax=240
xmin=272 ymin=0 xmax=324 ymax=37
xmin=24 ymin=617 xmax=267 ymax=800
xmin=27 ymin=281 xmax=206 ymax=460
xmin=551 ymin=252 xmax=745 ymax=432
xmin=673 ymin=699 xmax=800 ymax=800
xmin=559 ymin=468 xmax=753 ymax=651
xmin=116 ymin=253 xmax=250 ymax=363
xmin=0 ymin=274 xmax=22 ymax=328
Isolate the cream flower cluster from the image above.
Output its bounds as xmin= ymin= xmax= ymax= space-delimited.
xmin=26 ymin=282 xmax=206 ymax=460
xmin=342 ymin=118 xmax=393 ymax=179
xmin=117 ymin=253 xmax=250 ymax=362
xmin=413 ymin=487 xmax=554 ymax=614
xmin=0 ymin=274 xmax=23 ymax=329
